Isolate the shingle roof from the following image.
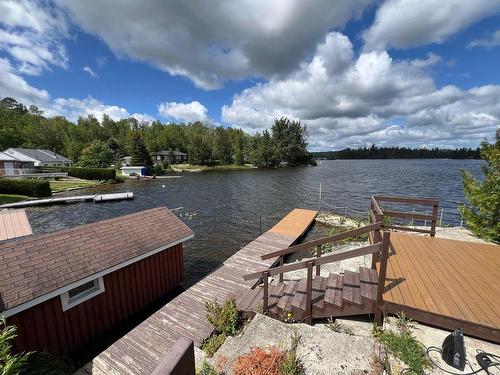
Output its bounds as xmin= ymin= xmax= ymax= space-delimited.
xmin=0 ymin=151 xmax=18 ymax=162
xmin=9 ymin=148 xmax=72 ymax=163
xmin=0 ymin=207 xmax=193 ymax=312
xmin=153 ymin=150 xmax=188 ymax=156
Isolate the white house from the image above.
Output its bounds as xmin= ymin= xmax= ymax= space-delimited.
xmin=0 ymin=151 xmax=35 ymax=176
xmin=4 ymin=148 xmax=72 ymax=167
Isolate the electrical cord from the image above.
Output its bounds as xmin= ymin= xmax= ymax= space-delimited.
xmin=425 ymin=347 xmax=500 ymax=375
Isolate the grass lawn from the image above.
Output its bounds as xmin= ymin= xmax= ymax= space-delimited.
xmin=173 ymin=163 xmax=256 ymax=171
xmin=49 ymin=180 xmax=101 ymax=193
xmin=0 ymin=193 xmax=30 ymax=205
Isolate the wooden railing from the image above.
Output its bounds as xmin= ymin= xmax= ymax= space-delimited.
xmin=244 ymin=223 xmax=390 ymax=324
xmin=261 ymin=222 xmax=382 ymax=282
xmin=370 ymin=195 xmax=439 ymax=237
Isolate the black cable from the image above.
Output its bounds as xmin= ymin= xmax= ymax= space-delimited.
xmin=426 ymin=346 xmax=485 ymax=375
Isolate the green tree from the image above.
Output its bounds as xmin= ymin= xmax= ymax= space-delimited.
xmin=130 ymin=133 xmax=153 ymax=168
xmin=212 ymin=126 xmax=232 ymax=164
xmin=0 ymin=318 xmax=30 ymax=375
xmin=459 ymin=131 xmax=500 ymax=242
xmin=78 ymin=140 xmax=114 ymax=168
xmin=271 ymin=117 xmax=313 ymax=166
xmin=187 ymin=122 xmax=212 ymax=165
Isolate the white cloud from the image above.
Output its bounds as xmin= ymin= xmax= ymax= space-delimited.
xmin=158 ymin=101 xmax=208 ymax=123
xmin=363 ymin=0 xmax=500 ymax=51
xmin=83 ymin=66 xmax=99 ymax=78
xmin=0 ymin=0 xmax=70 ymax=75
xmin=57 ymin=0 xmax=370 ymax=89
xmin=467 ymin=29 xmax=500 ymax=48
xmin=0 ymin=57 xmax=50 ymax=104
xmin=222 ymin=32 xmax=500 ymax=149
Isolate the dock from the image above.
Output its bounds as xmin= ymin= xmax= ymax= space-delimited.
xmin=0 ymin=210 xmax=32 ymax=241
xmin=0 ymin=192 xmax=134 ymax=209
xmin=77 ymin=208 xmax=317 ymax=374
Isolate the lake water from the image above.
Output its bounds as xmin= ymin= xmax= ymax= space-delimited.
xmin=27 ymin=159 xmax=482 ymax=286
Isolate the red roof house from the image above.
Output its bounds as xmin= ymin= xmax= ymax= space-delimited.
xmin=0 ymin=207 xmax=193 ymax=354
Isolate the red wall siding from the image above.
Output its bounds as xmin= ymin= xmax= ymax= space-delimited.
xmin=8 ymin=243 xmax=184 ymax=354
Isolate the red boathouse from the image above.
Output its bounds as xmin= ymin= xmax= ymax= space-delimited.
xmin=0 ymin=207 xmax=193 ymax=354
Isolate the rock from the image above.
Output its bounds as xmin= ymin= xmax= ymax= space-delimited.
xmin=213 ymin=314 xmax=376 ymax=374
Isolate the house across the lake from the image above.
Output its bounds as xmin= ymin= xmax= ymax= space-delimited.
xmin=3 ymin=147 xmax=72 ymax=167
xmin=152 ymin=150 xmax=189 ymax=165
xmin=0 ymin=207 xmax=193 ymax=354
xmin=0 ymin=151 xmax=35 ymax=176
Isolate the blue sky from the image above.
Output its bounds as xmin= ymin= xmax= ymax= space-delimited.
xmin=1 ymin=0 xmax=499 ymax=150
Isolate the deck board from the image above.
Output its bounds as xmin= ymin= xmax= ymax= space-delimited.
xmin=381 ymin=232 xmax=500 ymax=342
xmin=77 ymin=208 xmax=317 ymax=374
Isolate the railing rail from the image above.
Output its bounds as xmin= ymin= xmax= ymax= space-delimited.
xmin=243 ymin=228 xmax=391 ymax=324
xmin=370 ymin=195 xmax=439 ymax=237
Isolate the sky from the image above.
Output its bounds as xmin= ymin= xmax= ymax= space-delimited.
xmin=0 ymin=0 xmax=499 ymax=151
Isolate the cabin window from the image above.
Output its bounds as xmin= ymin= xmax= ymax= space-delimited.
xmin=60 ymin=277 xmax=105 ymax=311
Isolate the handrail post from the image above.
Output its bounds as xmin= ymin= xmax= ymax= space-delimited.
xmin=374 ymin=231 xmax=390 ymax=325
xmin=279 ymin=256 xmax=284 ymax=282
xmin=430 ymin=204 xmax=438 ymax=237
xmin=305 ymin=262 xmax=314 ymax=325
xmin=263 ymin=271 xmax=269 ymax=314
xmin=315 ymin=245 xmax=321 ymax=275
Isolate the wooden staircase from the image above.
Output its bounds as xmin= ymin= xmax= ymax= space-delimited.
xmin=239 ymin=222 xmax=391 ymax=325
xmin=236 ymin=267 xmax=378 ymax=321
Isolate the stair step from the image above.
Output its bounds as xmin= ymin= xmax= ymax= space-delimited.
xmin=267 ymin=282 xmax=285 ymax=309
xmin=324 ymin=273 xmax=344 ymax=307
xmin=312 ymin=275 xmax=329 ymax=311
xmin=276 ymin=280 xmax=298 ymax=312
xmin=236 ymin=287 xmax=262 ymax=312
xmin=311 ymin=275 xmax=326 ymax=304
xmin=342 ymin=270 xmax=362 ymax=305
xmin=359 ymin=267 xmax=378 ymax=301
xmin=291 ymin=278 xmax=308 ymax=319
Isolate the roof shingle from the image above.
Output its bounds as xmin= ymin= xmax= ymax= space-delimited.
xmin=0 ymin=207 xmax=193 ymax=312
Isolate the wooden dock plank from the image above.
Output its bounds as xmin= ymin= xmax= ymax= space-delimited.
xmin=81 ymin=208 xmax=317 ymax=374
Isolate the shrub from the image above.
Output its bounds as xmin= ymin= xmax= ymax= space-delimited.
xmin=373 ymin=313 xmax=431 ymax=373
xmin=202 ymin=334 xmax=226 ymax=358
xmin=205 ymin=298 xmax=238 ymax=336
xmin=197 ymin=361 xmax=218 ymax=375
xmin=67 ymin=167 xmax=116 ymax=180
xmin=0 ymin=318 xmax=31 ymax=375
xmin=0 ymin=178 xmax=51 ymax=197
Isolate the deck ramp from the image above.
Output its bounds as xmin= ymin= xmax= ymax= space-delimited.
xmin=0 ymin=210 xmax=32 ymax=241
xmin=77 ymin=208 xmax=317 ymax=374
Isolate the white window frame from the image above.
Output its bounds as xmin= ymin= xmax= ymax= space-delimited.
xmin=60 ymin=277 xmax=105 ymax=311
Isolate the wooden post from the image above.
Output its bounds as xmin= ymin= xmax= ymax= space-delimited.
xmin=305 ymin=262 xmax=314 ymax=325
xmin=279 ymin=256 xmax=284 ymax=282
xmin=315 ymin=245 xmax=321 ymax=275
xmin=374 ymin=232 xmax=390 ymax=325
xmin=263 ymin=271 xmax=269 ymax=314
xmin=430 ymin=204 xmax=438 ymax=237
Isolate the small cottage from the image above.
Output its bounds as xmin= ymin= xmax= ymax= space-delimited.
xmin=4 ymin=148 xmax=72 ymax=167
xmin=0 ymin=207 xmax=193 ymax=354
xmin=151 ymin=150 xmax=189 ymax=165
xmin=0 ymin=151 xmax=35 ymax=176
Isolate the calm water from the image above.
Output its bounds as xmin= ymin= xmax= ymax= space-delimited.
xmin=27 ymin=159 xmax=482 ymax=286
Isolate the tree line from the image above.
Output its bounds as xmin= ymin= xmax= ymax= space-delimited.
xmin=313 ymin=145 xmax=481 ymax=160
xmin=0 ymin=97 xmax=314 ymax=168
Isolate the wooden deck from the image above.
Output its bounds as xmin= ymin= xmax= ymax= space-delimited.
xmin=77 ymin=208 xmax=317 ymax=374
xmin=381 ymin=232 xmax=500 ymax=342
xmin=0 ymin=209 xmax=32 ymax=241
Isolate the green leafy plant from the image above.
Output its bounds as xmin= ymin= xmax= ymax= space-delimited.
xmin=197 ymin=361 xmax=219 ymax=375
xmin=205 ymin=298 xmax=238 ymax=336
xmin=373 ymin=313 xmax=431 ymax=373
xmin=0 ymin=318 xmax=31 ymax=375
xmin=280 ymin=331 xmax=305 ymax=375
xmin=202 ymin=334 xmax=226 ymax=358
xmin=326 ymin=318 xmax=342 ymax=333
xmin=460 ymin=133 xmax=499 ymax=242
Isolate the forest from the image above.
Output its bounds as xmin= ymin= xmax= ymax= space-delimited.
xmin=0 ymin=97 xmax=314 ymax=168
xmin=313 ymin=145 xmax=481 ymax=160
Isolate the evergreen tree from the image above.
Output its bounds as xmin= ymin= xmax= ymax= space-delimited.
xmin=459 ymin=131 xmax=500 ymax=242
xmin=130 ymin=133 xmax=153 ymax=168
